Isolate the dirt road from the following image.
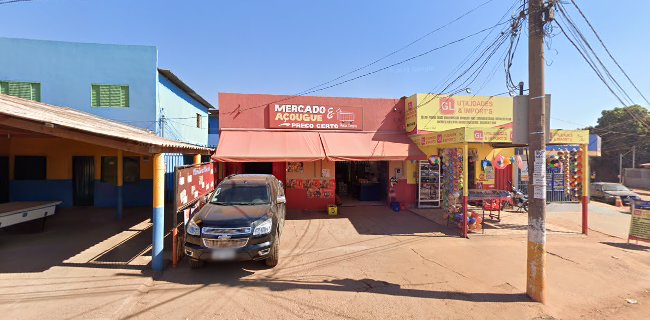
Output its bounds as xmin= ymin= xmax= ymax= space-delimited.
xmin=1 ymin=206 xmax=648 ymax=319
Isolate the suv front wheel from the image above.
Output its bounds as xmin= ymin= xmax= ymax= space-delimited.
xmin=264 ymin=231 xmax=280 ymax=268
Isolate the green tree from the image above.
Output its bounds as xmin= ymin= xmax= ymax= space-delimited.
xmin=589 ymin=105 xmax=650 ymax=182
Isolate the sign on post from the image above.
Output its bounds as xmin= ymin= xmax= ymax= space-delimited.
xmin=628 ymin=200 xmax=650 ymax=243
xmin=172 ymin=162 xmax=216 ymax=267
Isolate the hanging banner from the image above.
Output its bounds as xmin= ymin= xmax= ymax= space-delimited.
xmin=175 ymin=163 xmax=215 ymax=212
xmin=268 ymin=104 xmax=363 ymax=130
xmin=409 ymin=93 xmax=514 ymax=132
xmin=629 ymin=200 xmax=650 ymax=243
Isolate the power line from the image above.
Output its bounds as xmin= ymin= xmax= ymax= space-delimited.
xmin=0 ymin=0 xmax=32 ymax=5
xmin=237 ymin=20 xmax=511 ymax=113
xmin=554 ymin=3 xmax=650 ymax=129
xmin=288 ymin=0 xmax=500 ymax=98
xmin=568 ymin=0 xmax=650 ymax=107
xmin=416 ymin=0 xmax=524 ymax=109
xmin=415 ymin=1 xmax=526 ymax=130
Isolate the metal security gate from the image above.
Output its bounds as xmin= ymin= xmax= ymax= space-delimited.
xmin=514 ymin=148 xmax=578 ymax=203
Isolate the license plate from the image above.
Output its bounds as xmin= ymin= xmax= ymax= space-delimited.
xmin=211 ymin=249 xmax=236 ymax=261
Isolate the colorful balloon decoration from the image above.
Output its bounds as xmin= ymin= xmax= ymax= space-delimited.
xmin=494 ymin=154 xmax=506 ymax=169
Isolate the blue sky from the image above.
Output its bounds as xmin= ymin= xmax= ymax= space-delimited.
xmin=1 ymin=0 xmax=648 ymax=129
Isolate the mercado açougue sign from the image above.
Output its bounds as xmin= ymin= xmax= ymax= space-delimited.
xmin=268 ymin=104 xmax=363 ymax=130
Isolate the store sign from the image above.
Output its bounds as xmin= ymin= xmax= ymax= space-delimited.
xmin=629 ymin=200 xmax=650 ymax=243
xmin=405 ymin=96 xmax=418 ymax=134
xmin=466 ymin=128 xmax=513 ymax=143
xmin=549 ymin=129 xmax=589 ymax=144
xmin=410 ymin=93 xmax=514 ymax=132
xmin=268 ymin=104 xmax=363 ymax=130
xmin=413 ymin=128 xmax=465 ymax=147
xmin=175 ymin=163 xmax=215 ymax=212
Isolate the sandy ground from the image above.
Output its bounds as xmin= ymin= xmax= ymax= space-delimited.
xmin=0 ymin=204 xmax=648 ymax=320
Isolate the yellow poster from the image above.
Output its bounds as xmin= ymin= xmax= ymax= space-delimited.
xmin=629 ymin=200 xmax=650 ymax=242
xmin=411 ymin=128 xmax=466 ymax=147
xmin=548 ymin=130 xmax=589 ymax=144
xmin=412 ymin=93 xmax=514 ymax=132
xmin=466 ymin=127 xmax=513 ymax=143
xmin=405 ymin=95 xmax=418 ymax=133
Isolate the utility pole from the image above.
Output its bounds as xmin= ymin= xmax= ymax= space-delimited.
xmin=632 ymin=145 xmax=636 ymax=168
xmin=527 ymin=0 xmax=549 ymax=303
xmin=619 ymin=153 xmax=623 ymax=183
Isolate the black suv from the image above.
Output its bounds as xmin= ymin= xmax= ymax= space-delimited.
xmin=184 ymin=174 xmax=286 ymax=268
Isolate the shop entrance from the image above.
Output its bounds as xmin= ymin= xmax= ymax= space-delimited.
xmin=335 ymin=161 xmax=388 ymax=205
xmin=243 ymin=162 xmax=273 ymax=174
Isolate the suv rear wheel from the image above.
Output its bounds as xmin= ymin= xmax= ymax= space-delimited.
xmin=265 ymin=231 xmax=280 ymax=268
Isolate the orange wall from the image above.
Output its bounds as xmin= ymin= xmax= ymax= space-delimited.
xmin=6 ymin=137 xmax=153 ymax=180
xmin=285 ymin=159 xmax=336 ymax=211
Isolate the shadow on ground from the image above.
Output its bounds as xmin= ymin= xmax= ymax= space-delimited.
xmin=124 ymin=261 xmax=531 ymax=320
xmin=287 ymin=206 xmax=459 ymax=237
xmin=0 ymin=207 xmax=155 ymax=273
xmin=600 ymin=241 xmax=649 ymax=251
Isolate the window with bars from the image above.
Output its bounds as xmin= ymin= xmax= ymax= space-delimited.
xmin=0 ymin=81 xmax=41 ymax=101
xmin=91 ymin=84 xmax=129 ymax=108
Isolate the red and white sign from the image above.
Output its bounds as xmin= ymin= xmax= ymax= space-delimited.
xmin=175 ymin=163 xmax=215 ymax=211
xmin=268 ymin=104 xmax=363 ymax=130
xmin=439 ymin=97 xmax=456 ymax=115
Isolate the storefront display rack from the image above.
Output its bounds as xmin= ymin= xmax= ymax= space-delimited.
xmin=418 ymin=160 xmax=441 ymax=208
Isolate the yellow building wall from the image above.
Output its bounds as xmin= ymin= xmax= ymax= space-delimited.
xmin=473 ymin=145 xmax=515 ymax=185
xmin=7 ymin=137 xmax=152 ymax=180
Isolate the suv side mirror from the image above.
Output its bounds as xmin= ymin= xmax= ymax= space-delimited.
xmin=276 ymin=196 xmax=286 ymax=204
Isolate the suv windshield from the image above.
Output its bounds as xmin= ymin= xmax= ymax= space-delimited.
xmin=211 ymin=183 xmax=270 ymax=205
xmin=602 ymin=184 xmax=630 ymax=192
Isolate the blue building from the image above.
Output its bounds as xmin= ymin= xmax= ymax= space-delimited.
xmin=0 ymin=37 xmax=213 ymax=146
xmin=0 ymin=37 xmax=216 ymax=208
xmin=208 ymin=109 xmax=220 ymax=148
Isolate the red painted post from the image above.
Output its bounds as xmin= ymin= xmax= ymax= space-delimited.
xmin=582 ymin=196 xmax=588 ymax=235
xmin=463 ymin=195 xmax=469 ymax=238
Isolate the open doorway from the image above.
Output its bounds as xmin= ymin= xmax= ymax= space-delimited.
xmin=243 ymin=162 xmax=273 ymax=174
xmin=335 ymin=161 xmax=388 ymax=206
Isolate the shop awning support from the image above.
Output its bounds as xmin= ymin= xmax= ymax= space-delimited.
xmin=152 ymin=153 xmax=165 ymax=272
xmin=462 ymin=143 xmax=469 ymax=238
xmin=117 ymin=149 xmax=123 ymax=221
xmin=582 ymin=144 xmax=589 ymax=234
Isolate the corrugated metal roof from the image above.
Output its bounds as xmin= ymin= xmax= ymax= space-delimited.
xmin=0 ymin=94 xmax=212 ymax=154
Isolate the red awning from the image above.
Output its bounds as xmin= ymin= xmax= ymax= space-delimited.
xmin=212 ymin=130 xmax=325 ymax=162
xmin=319 ymin=132 xmax=426 ymax=161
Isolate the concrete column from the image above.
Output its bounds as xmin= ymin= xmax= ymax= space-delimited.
xmin=194 ymin=154 xmax=201 ymax=165
xmin=152 ymin=153 xmax=165 ymax=272
xmin=462 ymin=144 xmax=469 ymax=238
xmin=117 ymin=150 xmax=123 ymax=220
xmin=581 ymin=144 xmax=589 ymax=235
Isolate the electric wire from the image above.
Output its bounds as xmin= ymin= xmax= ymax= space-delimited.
xmin=237 ymin=20 xmax=511 ymax=113
xmin=568 ymin=0 xmax=650 ymax=107
xmin=554 ymin=2 xmax=650 ymax=129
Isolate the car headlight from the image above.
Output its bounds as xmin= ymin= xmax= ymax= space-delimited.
xmin=187 ymin=219 xmax=201 ymax=236
xmin=253 ymin=217 xmax=272 ymax=236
